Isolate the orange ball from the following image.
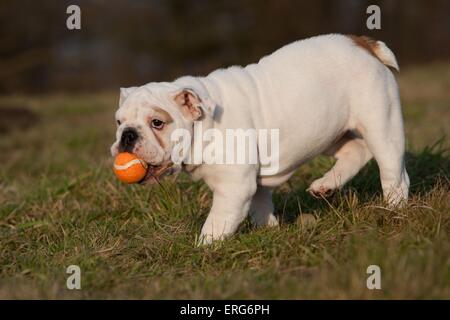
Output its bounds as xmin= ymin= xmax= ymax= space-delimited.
xmin=113 ymin=152 xmax=148 ymax=184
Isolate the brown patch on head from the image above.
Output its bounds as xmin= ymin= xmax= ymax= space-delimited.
xmin=174 ymin=89 xmax=203 ymax=120
xmin=147 ymin=107 xmax=173 ymax=150
xmin=348 ymin=35 xmax=382 ymax=63
xmin=153 ymin=107 xmax=173 ymax=124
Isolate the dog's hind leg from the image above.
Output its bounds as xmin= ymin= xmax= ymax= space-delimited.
xmin=307 ymin=131 xmax=373 ymax=197
xmin=249 ymin=186 xmax=279 ymax=227
xmin=356 ymin=86 xmax=409 ymax=207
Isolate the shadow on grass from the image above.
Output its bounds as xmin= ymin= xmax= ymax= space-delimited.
xmin=274 ymin=139 xmax=449 ymax=224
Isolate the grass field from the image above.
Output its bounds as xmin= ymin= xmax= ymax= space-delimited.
xmin=0 ymin=62 xmax=449 ymax=299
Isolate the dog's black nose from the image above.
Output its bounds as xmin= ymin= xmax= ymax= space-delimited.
xmin=119 ymin=127 xmax=139 ymax=152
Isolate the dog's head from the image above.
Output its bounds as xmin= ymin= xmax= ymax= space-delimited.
xmin=110 ymin=81 xmax=214 ymax=184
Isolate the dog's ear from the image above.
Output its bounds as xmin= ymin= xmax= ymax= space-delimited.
xmin=119 ymin=87 xmax=138 ymax=107
xmin=173 ymin=88 xmax=215 ymax=121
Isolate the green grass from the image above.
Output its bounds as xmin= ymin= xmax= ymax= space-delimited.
xmin=0 ymin=63 xmax=449 ymax=299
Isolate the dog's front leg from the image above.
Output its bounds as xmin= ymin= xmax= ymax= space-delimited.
xmin=199 ymin=176 xmax=257 ymax=245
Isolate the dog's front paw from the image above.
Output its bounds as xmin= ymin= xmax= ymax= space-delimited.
xmin=197 ymin=221 xmax=226 ymax=246
xmin=196 ymin=233 xmax=215 ymax=246
xmin=197 ymin=230 xmax=228 ymax=246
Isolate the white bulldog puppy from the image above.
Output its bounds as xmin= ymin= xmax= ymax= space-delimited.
xmin=111 ymin=34 xmax=409 ymax=244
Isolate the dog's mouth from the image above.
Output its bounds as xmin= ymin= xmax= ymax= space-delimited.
xmin=139 ymin=161 xmax=174 ymax=185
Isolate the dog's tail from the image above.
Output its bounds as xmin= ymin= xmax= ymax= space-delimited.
xmin=348 ymin=35 xmax=399 ymax=71
xmin=373 ymin=41 xmax=399 ymax=71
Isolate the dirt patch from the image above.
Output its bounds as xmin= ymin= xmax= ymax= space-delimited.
xmin=0 ymin=106 xmax=39 ymax=134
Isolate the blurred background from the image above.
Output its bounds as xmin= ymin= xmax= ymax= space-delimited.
xmin=1 ymin=0 xmax=450 ymax=94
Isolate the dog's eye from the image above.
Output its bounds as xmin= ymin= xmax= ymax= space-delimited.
xmin=117 ymin=120 xmax=121 ymax=126
xmin=151 ymin=119 xmax=164 ymax=130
